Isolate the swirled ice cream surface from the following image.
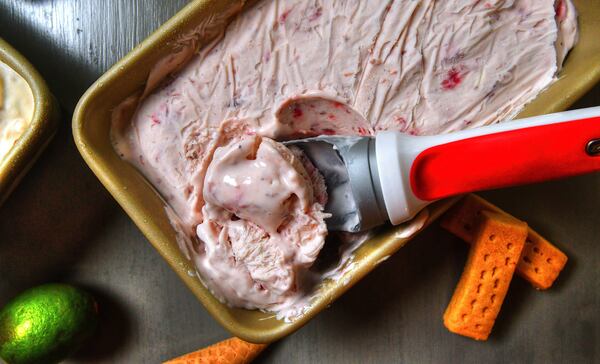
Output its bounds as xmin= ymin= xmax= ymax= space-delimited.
xmin=112 ymin=0 xmax=577 ymax=319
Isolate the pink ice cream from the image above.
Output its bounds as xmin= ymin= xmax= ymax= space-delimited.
xmin=196 ymin=135 xmax=328 ymax=309
xmin=112 ymin=0 xmax=578 ymax=317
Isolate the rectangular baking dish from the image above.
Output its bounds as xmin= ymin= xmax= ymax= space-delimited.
xmin=72 ymin=0 xmax=600 ymax=343
xmin=0 ymin=38 xmax=60 ymax=206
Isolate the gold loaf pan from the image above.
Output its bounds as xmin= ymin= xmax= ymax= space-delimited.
xmin=73 ymin=0 xmax=600 ymax=343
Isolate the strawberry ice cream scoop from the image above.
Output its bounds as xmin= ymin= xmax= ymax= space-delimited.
xmin=195 ymin=135 xmax=328 ymax=309
xmin=204 ymin=136 xmax=316 ymax=234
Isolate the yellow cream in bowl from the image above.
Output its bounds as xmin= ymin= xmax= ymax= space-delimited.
xmin=0 ymin=61 xmax=34 ymax=161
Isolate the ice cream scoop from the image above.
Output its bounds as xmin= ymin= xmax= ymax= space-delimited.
xmin=287 ymin=107 xmax=600 ymax=232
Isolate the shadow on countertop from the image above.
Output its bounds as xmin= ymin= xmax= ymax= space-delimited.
xmin=0 ymin=116 xmax=116 ymax=305
xmin=70 ymin=284 xmax=135 ymax=362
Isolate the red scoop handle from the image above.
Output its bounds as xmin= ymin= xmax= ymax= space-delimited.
xmin=410 ymin=115 xmax=600 ymax=201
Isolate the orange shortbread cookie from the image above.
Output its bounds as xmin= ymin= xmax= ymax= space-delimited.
xmin=519 ymin=230 xmax=568 ymax=290
xmin=441 ymin=194 xmax=568 ymax=290
xmin=443 ymin=211 xmax=528 ymax=340
xmin=163 ymin=337 xmax=267 ymax=364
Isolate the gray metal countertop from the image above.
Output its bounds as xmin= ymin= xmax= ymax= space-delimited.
xmin=0 ymin=1 xmax=598 ymax=362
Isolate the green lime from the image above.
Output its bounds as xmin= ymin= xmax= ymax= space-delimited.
xmin=0 ymin=284 xmax=98 ymax=364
